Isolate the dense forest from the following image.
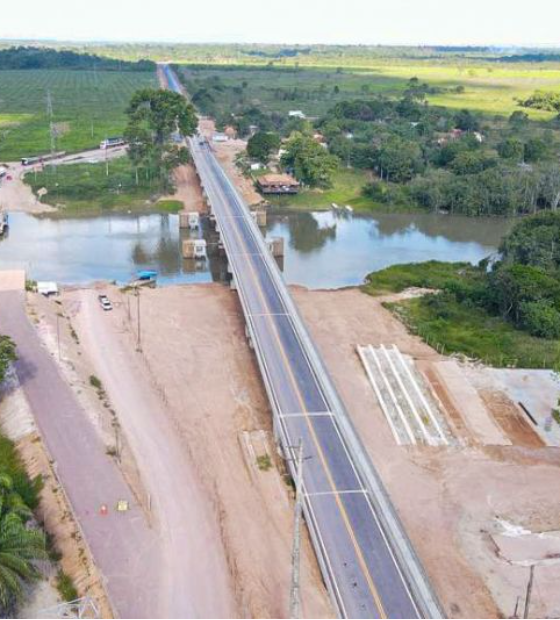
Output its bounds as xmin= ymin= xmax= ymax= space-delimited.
xmin=446 ymin=212 xmax=560 ymax=339
xmin=0 ymin=46 xmax=155 ymax=71
xmin=341 ymin=96 xmax=551 ymax=215
xmin=8 ymin=41 xmax=560 ymax=65
xmin=319 ymin=88 xmax=560 ymax=216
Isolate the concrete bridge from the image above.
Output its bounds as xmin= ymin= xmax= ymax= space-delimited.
xmin=164 ymin=65 xmax=443 ymax=620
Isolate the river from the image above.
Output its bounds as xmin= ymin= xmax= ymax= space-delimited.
xmin=0 ymin=210 xmax=513 ymax=289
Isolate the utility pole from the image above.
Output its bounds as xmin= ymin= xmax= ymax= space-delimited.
xmin=523 ymin=564 xmax=535 ymax=619
xmin=46 ymin=90 xmax=56 ymax=159
xmin=136 ymin=287 xmax=142 ymax=352
xmin=289 ymin=438 xmax=304 ymax=620
xmin=56 ymin=312 xmax=61 ymax=361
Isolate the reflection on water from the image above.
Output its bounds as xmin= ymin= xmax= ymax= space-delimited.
xmin=0 ymin=210 xmax=513 ymax=289
xmin=0 ymin=213 xmax=221 ymax=285
xmin=265 ymin=209 xmax=513 ymax=289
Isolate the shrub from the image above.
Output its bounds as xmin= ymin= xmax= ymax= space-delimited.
xmin=520 ymin=300 xmax=560 ymax=339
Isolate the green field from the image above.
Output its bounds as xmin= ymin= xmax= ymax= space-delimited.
xmin=25 ymin=158 xmax=164 ymax=212
xmin=0 ymin=69 xmax=156 ymax=160
xmin=269 ymin=168 xmax=407 ymax=212
xmin=362 ymin=261 xmax=472 ymax=294
xmin=179 ymin=61 xmax=560 ymax=120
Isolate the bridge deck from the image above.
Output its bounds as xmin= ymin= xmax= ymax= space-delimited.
xmin=190 ymin=138 xmax=419 ymax=619
xmin=163 ymin=63 xmax=440 ymax=620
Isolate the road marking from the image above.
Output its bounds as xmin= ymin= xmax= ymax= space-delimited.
xmin=198 ymin=144 xmax=389 ymax=619
xmin=279 ymin=411 xmax=334 ymax=419
xmin=357 ymin=345 xmax=404 ymax=446
xmin=367 ymin=345 xmax=417 ymax=445
xmin=390 ymin=344 xmax=448 ymax=445
xmin=305 ymin=489 xmax=367 ymax=498
xmin=247 ymin=312 xmax=290 ymax=318
xmin=379 ymin=344 xmax=433 ymax=445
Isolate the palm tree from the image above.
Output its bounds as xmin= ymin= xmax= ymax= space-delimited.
xmin=0 ymin=475 xmax=46 ymax=613
xmin=0 ymin=474 xmax=32 ymax=522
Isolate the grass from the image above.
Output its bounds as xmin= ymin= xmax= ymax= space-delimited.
xmin=0 ymin=69 xmax=156 ymax=160
xmin=155 ymin=199 xmax=183 ymax=213
xmin=55 ymin=569 xmax=78 ymax=602
xmin=25 ymin=158 xmax=160 ymax=212
xmin=256 ymin=454 xmax=272 ymax=471
xmin=89 ymin=375 xmax=102 ymax=390
xmin=179 ymin=61 xmax=560 ymax=121
xmin=363 ymin=261 xmax=472 ymax=295
xmin=269 ymin=168 xmax=402 ymax=212
xmin=387 ymin=294 xmax=560 ymax=369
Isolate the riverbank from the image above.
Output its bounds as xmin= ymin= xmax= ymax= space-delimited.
xmin=364 ymin=258 xmax=560 ymax=369
xmin=0 ymin=150 xmax=201 ymax=217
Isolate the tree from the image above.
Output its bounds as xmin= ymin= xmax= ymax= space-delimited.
xmin=246 ymin=131 xmax=281 ymax=163
xmin=518 ymin=90 xmax=560 ymax=113
xmin=125 ymin=89 xmax=197 ymax=189
xmin=376 ymin=136 xmax=423 ymax=183
xmin=500 ymin=211 xmax=560 ymax=270
xmin=508 ymin=110 xmax=529 ymax=128
xmin=454 ymin=109 xmax=479 ymax=131
xmin=450 ymin=150 xmax=496 ymax=175
xmin=498 ymin=138 xmax=524 ymax=162
xmin=0 ymin=475 xmax=46 ymax=614
xmin=520 ymin=300 xmax=560 ymax=339
xmin=281 ymin=133 xmax=339 ymax=187
xmin=0 ymin=336 xmax=16 ymax=385
xmin=524 ymin=137 xmax=549 ymax=162
xmin=541 ymin=164 xmax=560 ymax=211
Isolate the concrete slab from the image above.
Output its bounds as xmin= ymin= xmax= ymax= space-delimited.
xmin=0 ymin=269 xmax=25 ymax=291
xmin=466 ymin=367 xmax=560 ymax=447
xmin=433 ymin=360 xmax=510 ymax=446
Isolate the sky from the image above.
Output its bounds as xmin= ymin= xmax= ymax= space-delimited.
xmin=0 ymin=0 xmax=559 ymax=47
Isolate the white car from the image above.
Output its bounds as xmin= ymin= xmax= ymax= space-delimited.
xmin=98 ymin=294 xmax=113 ymax=311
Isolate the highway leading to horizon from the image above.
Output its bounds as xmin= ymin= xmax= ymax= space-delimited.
xmin=163 ymin=64 xmax=441 ymax=619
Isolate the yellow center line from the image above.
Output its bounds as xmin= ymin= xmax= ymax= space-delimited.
xmin=204 ymin=151 xmax=387 ymax=619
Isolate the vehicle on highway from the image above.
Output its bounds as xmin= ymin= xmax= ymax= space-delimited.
xmin=21 ymin=151 xmax=66 ymax=166
xmin=100 ymin=137 xmax=126 ymax=150
xmin=21 ymin=156 xmax=41 ymax=166
xmin=0 ymin=211 xmax=8 ymax=237
xmin=98 ymin=294 xmax=113 ymax=311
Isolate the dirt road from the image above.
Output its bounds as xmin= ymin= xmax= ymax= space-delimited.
xmin=65 ymin=283 xmax=333 ymax=618
xmin=0 ymin=147 xmax=126 ymax=214
xmin=72 ymin=288 xmax=237 ymax=618
xmin=0 ymin=290 xmax=161 ymax=618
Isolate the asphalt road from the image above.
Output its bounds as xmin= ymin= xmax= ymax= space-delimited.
xmin=0 ymin=290 xmax=161 ymax=618
xmin=187 ymin=136 xmax=421 ymax=619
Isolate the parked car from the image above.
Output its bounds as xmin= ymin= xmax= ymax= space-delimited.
xmin=98 ymin=294 xmax=113 ymax=311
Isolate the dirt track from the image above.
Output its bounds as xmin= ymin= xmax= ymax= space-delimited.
xmin=69 ymin=287 xmax=237 ymax=618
